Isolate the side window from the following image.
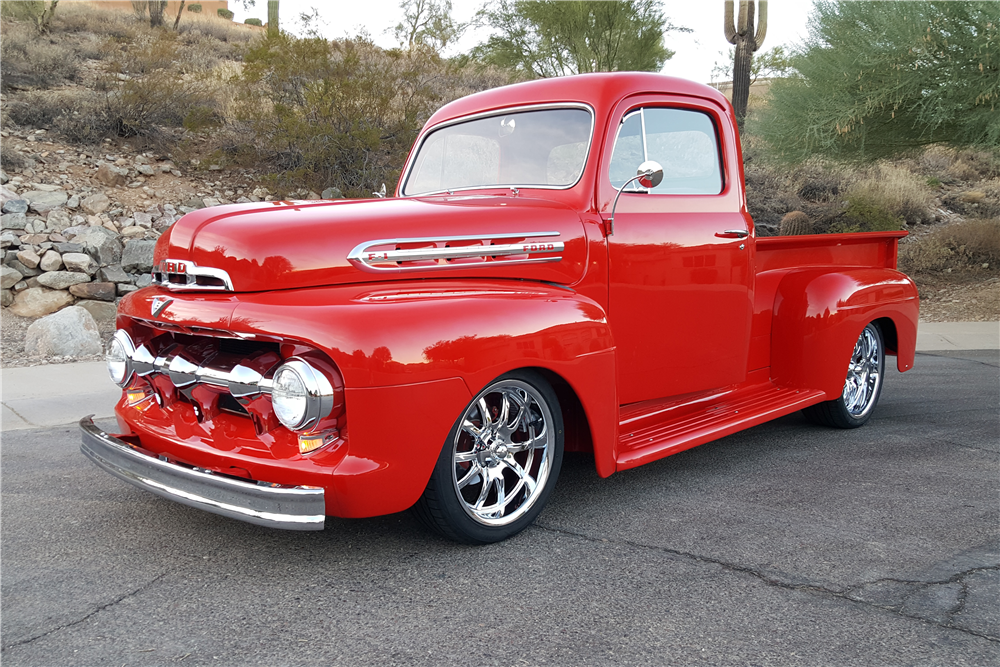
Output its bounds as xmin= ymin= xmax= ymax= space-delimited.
xmin=609 ymin=107 xmax=723 ymax=195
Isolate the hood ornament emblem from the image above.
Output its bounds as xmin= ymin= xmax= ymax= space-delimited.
xmin=151 ymin=296 xmax=174 ymax=318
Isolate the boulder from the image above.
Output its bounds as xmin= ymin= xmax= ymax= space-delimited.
xmin=75 ymin=299 xmax=118 ymax=322
xmin=22 ymin=190 xmax=68 ymax=214
xmin=98 ymin=264 xmax=131 ymax=283
xmin=4 ymin=258 xmax=40 ymax=277
xmin=2 ymin=199 xmax=28 ymax=215
xmin=117 ymin=283 xmax=139 ymax=295
xmin=96 ymin=164 xmax=128 ymax=187
xmin=37 ymin=271 xmax=91 ymax=289
xmin=1 ymin=231 xmax=22 ymax=248
xmin=1 ymin=289 xmax=12 ymax=307
xmin=38 ymin=249 xmax=63 ymax=272
xmin=62 ymin=252 xmax=99 ymax=275
xmin=120 ymin=226 xmax=146 ymax=238
xmin=45 ymin=208 xmax=73 ymax=232
xmin=1 ymin=265 xmax=23 ymax=289
xmin=53 ymin=242 xmax=84 ymax=254
xmin=72 ymin=227 xmax=122 ymax=265
xmin=136 ymin=164 xmax=155 ymax=176
xmin=121 ymin=239 xmax=156 ymax=273
xmin=81 ymin=192 xmax=110 ymax=215
xmin=133 ymin=212 xmax=153 ymax=228
xmin=24 ymin=306 xmax=103 ymax=357
xmin=2 ymin=212 xmax=27 ymax=230
xmin=321 ymin=187 xmax=344 ymax=199
xmin=134 ymin=273 xmax=153 ymax=288
xmin=16 ymin=249 xmax=41 ymax=269
xmin=66 ymin=195 xmax=80 ymax=209
xmin=8 ymin=287 xmax=74 ymax=317
xmin=69 ymin=281 xmax=116 ymax=301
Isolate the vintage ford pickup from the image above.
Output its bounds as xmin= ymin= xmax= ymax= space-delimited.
xmin=81 ymin=72 xmax=919 ymax=543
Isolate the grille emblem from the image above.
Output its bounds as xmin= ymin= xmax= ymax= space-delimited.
xmin=151 ymin=296 xmax=173 ymax=318
xmin=152 ymin=259 xmax=234 ymax=292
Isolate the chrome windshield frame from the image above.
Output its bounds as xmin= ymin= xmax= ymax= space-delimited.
xmin=399 ymin=102 xmax=596 ymax=197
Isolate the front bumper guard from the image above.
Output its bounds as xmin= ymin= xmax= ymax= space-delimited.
xmin=80 ymin=417 xmax=325 ymax=530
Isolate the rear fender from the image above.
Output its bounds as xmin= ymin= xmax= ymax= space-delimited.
xmin=770 ymin=268 xmax=918 ymax=398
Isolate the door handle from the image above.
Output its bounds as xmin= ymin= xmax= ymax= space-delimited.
xmin=716 ymin=229 xmax=749 ymax=239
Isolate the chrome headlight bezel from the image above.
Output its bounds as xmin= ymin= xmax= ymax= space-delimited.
xmin=107 ymin=330 xmax=136 ymax=387
xmin=269 ymin=358 xmax=335 ymax=432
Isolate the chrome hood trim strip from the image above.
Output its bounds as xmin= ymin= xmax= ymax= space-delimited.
xmin=347 ymin=232 xmax=563 ymax=273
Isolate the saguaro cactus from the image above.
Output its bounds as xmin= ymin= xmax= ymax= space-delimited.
xmin=724 ymin=0 xmax=767 ymax=129
xmin=268 ymin=0 xmax=279 ymax=37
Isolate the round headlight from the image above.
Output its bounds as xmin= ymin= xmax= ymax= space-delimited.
xmin=269 ymin=359 xmax=334 ymax=431
xmin=107 ymin=330 xmax=135 ymax=387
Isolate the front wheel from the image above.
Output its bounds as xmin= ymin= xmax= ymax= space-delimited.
xmin=414 ymin=371 xmax=563 ymax=544
xmin=803 ymin=322 xmax=885 ymax=429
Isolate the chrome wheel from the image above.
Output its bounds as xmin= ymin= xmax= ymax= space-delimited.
xmin=452 ymin=379 xmax=555 ymax=526
xmin=843 ymin=324 xmax=882 ymax=418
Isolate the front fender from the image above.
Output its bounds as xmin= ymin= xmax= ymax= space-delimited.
xmin=770 ymin=268 xmax=918 ymax=398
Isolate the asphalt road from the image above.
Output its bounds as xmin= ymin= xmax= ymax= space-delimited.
xmin=2 ymin=350 xmax=998 ymax=666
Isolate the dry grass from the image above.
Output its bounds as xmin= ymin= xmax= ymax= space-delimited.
xmin=846 ymin=163 xmax=935 ymax=226
xmin=899 ymin=219 xmax=1000 ymax=274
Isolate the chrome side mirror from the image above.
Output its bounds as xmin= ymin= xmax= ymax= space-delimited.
xmin=608 ymin=160 xmax=663 ymax=236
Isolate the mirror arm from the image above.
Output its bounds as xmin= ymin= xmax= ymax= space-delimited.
xmin=608 ymin=173 xmax=648 ymax=237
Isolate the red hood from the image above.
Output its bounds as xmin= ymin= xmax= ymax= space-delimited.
xmin=154 ymin=196 xmax=589 ymax=292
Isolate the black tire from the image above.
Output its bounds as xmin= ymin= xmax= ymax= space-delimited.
xmin=413 ymin=370 xmax=564 ymax=544
xmin=803 ymin=322 xmax=885 ymax=429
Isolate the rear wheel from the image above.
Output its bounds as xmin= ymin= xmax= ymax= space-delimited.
xmin=414 ymin=371 xmax=563 ymax=544
xmin=803 ymin=322 xmax=885 ymax=429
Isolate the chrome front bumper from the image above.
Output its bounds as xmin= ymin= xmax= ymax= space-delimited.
xmin=80 ymin=417 xmax=325 ymax=530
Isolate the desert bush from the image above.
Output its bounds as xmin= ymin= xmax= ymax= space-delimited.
xmin=840 ymin=164 xmax=935 ymax=226
xmin=0 ymin=20 xmax=79 ymax=90
xmin=188 ymin=4 xmax=202 ymax=13
xmin=899 ymin=219 xmax=1000 ymax=273
xmin=1 ymin=144 xmax=27 ymax=170
xmin=245 ymin=18 xmax=262 ymax=27
xmin=217 ymin=8 xmax=234 ymax=20
xmin=4 ymin=90 xmax=73 ymax=128
xmin=177 ymin=13 xmax=258 ymax=46
xmin=227 ymin=36 xmax=514 ymax=196
xmin=831 ymin=192 xmax=904 ymax=234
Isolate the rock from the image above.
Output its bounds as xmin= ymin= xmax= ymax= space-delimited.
xmin=98 ymin=264 xmax=131 ymax=283
xmin=81 ymin=192 xmax=110 ymax=215
xmin=960 ymin=191 xmax=986 ymax=203
xmin=120 ymin=226 xmax=146 ymax=238
xmin=72 ymin=227 xmax=122 ymax=265
xmin=4 ymin=258 xmax=40 ymax=277
xmin=38 ymin=249 xmax=63 ymax=272
xmin=75 ymin=299 xmax=118 ymax=322
xmin=321 ymin=187 xmax=344 ymax=199
xmin=16 ymin=249 xmax=41 ymax=269
xmin=2 ymin=199 xmax=28 ymax=214
xmin=24 ymin=306 xmax=102 ymax=357
xmin=22 ymin=190 xmax=68 ymax=214
xmin=121 ymin=239 xmax=156 ymax=273
xmin=45 ymin=208 xmax=73 ymax=232
xmin=2 ymin=212 xmax=28 ymax=230
xmin=66 ymin=195 xmax=80 ymax=209
xmin=96 ymin=164 xmax=128 ymax=187
xmin=37 ymin=271 xmax=91 ymax=289
xmin=8 ymin=287 xmax=75 ymax=318
xmin=1 ymin=289 xmax=12 ymax=307
xmin=117 ymin=283 xmax=139 ymax=295
xmin=30 ymin=183 xmax=63 ymax=192
xmin=69 ymin=281 xmax=116 ymax=301
xmin=134 ymin=273 xmax=153 ymax=288
xmin=135 ymin=155 xmax=150 ymax=165
xmin=133 ymin=212 xmax=153 ymax=228
xmin=62 ymin=252 xmax=98 ymax=275
xmin=202 ymin=198 xmax=222 ymax=208
xmin=15 ymin=280 xmax=30 ymax=290
xmin=1 ymin=231 xmax=22 ymax=248
xmin=182 ymin=198 xmax=205 ymax=210
xmin=53 ymin=242 xmax=84 ymax=254
xmin=136 ymin=164 xmax=155 ymax=176
xmin=48 ymin=233 xmax=67 ymax=243
xmin=1 ymin=265 xmax=23 ymax=288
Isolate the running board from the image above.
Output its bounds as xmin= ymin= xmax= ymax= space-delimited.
xmin=616 ymin=384 xmax=826 ymax=471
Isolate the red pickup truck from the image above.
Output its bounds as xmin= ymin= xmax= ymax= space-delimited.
xmin=81 ymin=73 xmax=919 ymax=543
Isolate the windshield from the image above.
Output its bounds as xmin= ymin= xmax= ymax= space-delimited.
xmin=402 ymin=107 xmax=593 ymax=196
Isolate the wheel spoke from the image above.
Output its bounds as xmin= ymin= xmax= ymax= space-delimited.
xmin=473 ymin=472 xmax=493 ymax=509
xmin=503 ymin=456 xmax=537 ymax=495
xmin=454 ymin=450 xmax=478 ymax=463
xmin=456 ymin=462 xmax=482 ymax=489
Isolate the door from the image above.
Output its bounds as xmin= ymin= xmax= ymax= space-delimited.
xmin=603 ymin=101 xmax=753 ymax=405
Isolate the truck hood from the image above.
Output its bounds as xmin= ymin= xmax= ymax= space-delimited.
xmin=153 ymin=196 xmax=589 ymax=293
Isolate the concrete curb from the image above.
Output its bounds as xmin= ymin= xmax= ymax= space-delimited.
xmin=2 ymin=322 xmax=997 ymax=432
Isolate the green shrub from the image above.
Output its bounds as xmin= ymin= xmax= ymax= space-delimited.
xmin=217 ymin=8 xmax=234 ymax=20
xmin=245 ymin=18 xmax=262 ymax=27
xmin=899 ymin=219 xmax=1000 ymax=273
xmin=832 ymin=193 xmax=904 ymax=234
xmin=187 ymin=3 xmax=202 ymax=12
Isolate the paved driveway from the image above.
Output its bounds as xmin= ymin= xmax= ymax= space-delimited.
xmin=2 ymin=350 xmax=997 ymax=666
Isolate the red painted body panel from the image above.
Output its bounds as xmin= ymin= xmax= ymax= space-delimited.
xmin=103 ymin=72 xmax=918 ymax=523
